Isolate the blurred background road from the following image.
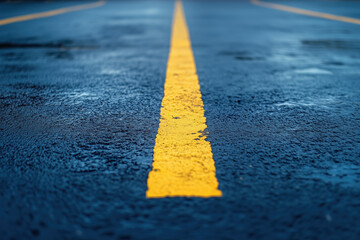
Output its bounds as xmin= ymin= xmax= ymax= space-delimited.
xmin=1 ymin=0 xmax=360 ymax=239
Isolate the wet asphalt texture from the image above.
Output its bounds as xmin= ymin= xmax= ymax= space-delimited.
xmin=1 ymin=0 xmax=360 ymax=239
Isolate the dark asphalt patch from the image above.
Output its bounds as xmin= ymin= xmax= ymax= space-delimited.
xmin=301 ymin=39 xmax=360 ymax=50
xmin=234 ymin=56 xmax=265 ymax=61
xmin=101 ymin=24 xmax=147 ymax=36
xmin=1 ymin=52 xmax=28 ymax=61
xmin=0 ymin=41 xmax=97 ymax=50
xmin=323 ymin=61 xmax=344 ymax=66
xmin=219 ymin=50 xmax=266 ymax=61
xmin=46 ymin=51 xmax=74 ymax=60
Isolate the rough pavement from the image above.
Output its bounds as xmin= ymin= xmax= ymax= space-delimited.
xmin=0 ymin=0 xmax=360 ymax=239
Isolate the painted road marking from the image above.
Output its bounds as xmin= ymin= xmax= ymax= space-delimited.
xmin=0 ymin=1 xmax=105 ymax=26
xmin=146 ymin=0 xmax=222 ymax=198
xmin=251 ymin=0 xmax=360 ymax=25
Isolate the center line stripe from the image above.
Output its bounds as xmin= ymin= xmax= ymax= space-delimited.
xmin=0 ymin=1 xmax=105 ymax=26
xmin=251 ymin=0 xmax=360 ymax=25
xmin=146 ymin=0 xmax=222 ymax=198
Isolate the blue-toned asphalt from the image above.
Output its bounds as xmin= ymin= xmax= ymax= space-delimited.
xmin=1 ymin=1 xmax=360 ymax=239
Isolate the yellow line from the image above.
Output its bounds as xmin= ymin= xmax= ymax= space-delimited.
xmin=0 ymin=1 xmax=105 ymax=26
xmin=251 ymin=0 xmax=360 ymax=25
xmin=146 ymin=0 xmax=222 ymax=198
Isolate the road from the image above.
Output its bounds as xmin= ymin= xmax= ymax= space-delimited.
xmin=1 ymin=0 xmax=360 ymax=239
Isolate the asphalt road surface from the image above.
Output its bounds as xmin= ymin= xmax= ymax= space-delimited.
xmin=1 ymin=0 xmax=360 ymax=239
